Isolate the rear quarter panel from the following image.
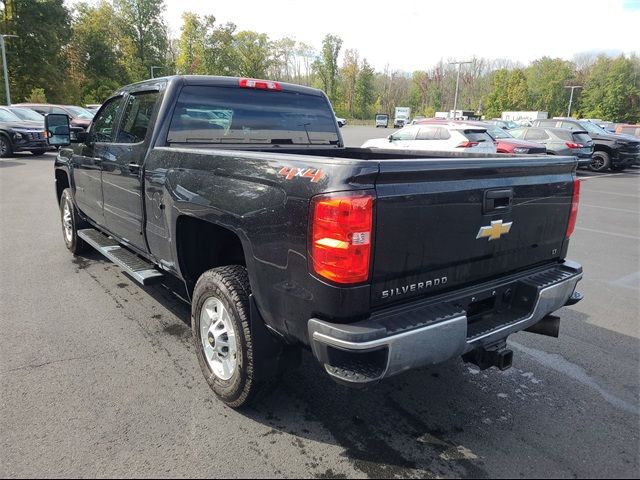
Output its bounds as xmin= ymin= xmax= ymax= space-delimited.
xmin=144 ymin=147 xmax=378 ymax=342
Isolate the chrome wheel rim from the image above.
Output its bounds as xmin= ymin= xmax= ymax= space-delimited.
xmin=62 ymin=200 xmax=73 ymax=243
xmin=200 ymin=297 xmax=237 ymax=381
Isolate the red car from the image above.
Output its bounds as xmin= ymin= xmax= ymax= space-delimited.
xmin=416 ymin=119 xmax=547 ymax=154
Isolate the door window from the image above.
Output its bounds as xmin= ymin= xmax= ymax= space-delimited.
xmin=524 ymin=129 xmax=549 ymax=141
xmin=116 ymin=91 xmax=159 ymax=144
xmin=392 ymin=126 xmax=419 ymax=141
xmin=91 ymin=97 xmax=123 ymax=143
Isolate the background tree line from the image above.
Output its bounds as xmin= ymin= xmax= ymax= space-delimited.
xmin=1 ymin=0 xmax=639 ymax=122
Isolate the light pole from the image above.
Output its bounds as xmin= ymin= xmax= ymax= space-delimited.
xmin=449 ymin=60 xmax=472 ymax=119
xmin=565 ymin=85 xmax=583 ymax=118
xmin=150 ymin=66 xmax=162 ymax=79
xmin=0 ymin=34 xmax=18 ymax=105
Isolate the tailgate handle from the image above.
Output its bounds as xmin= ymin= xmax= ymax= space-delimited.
xmin=484 ymin=189 xmax=513 ymax=213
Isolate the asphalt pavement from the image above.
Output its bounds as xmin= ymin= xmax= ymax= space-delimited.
xmin=1 ymin=132 xmax=639 ymax=478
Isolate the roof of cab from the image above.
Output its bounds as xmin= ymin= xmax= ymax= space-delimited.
xmin=116 ymin=75 xmax=325 ymax=97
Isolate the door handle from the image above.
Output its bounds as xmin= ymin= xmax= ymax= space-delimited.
xmin=483 ymin=188 xmax=513 ymax=214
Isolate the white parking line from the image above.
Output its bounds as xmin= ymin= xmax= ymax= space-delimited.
xmin=584 ymin=190 xmax=639 ymax=198
xmin=575 ymin=226 xmax=639 ymax=240
xmin=579 ymin=171 xmax=640 ymax=180
xmin=582 ymin=204 xmax=639 ymax=214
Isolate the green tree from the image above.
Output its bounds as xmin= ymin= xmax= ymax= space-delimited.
xmin=26 ymin=87 xmax=47 ymax=103
xmin=313 ymin=34 xmax=342 ymax=102
xmin=506 ymin=69 xmax=529 ymax=110
xmin=0 ymin=0 xmax=71 ymax=103
xmin=525 ymin=57 xmax=574 ymax=116
xmin=340 ymin=49 xmax=359 ymax=116
xmin=233 ymin=31 xmax=271 ymax=78
xmin=71 ymin=1 xmax=129 ymax=103
xmin=580 ymin=55 xmax=640 ymax=122
xmin=114 ymin=0 xmax=170 ymax=81
xmin=354 ymin=59 xmax=375 ymax=119
xmin=175 ymin=12 xmax=205 ymax=74
xmin=483 ymin=69 xmax=510 ymax=118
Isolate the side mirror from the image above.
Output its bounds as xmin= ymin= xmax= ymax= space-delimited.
xmin=45 ymin=114 xmax=71 ymax=146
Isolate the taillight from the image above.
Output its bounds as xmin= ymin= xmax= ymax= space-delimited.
xmin=310 ymin=191 xmax=374 ymax=284
xmin=457 ymin=141 xmax=479 ymax=148
xmin=566 ymin=179 xmax=580 ymax=238
xmin=239 ymin=78 xmax=282 ymax=91
xmin=566 ymin=142 xmax=583 ymax=149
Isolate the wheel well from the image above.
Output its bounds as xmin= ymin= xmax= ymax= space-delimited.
xmin=176 ymin=216 xmax=246 ymax=293
xmin=593 ymin=145 xmax=612 ymax=156
xmin=55 ymin=169 xmax=69 ymax=203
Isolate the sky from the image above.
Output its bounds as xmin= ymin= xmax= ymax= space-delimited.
xmin=74 ymin=0 xmax=640 ymax=72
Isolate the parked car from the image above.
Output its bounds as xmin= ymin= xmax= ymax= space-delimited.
xmin=47 ymin=75 xmax=583 ymax=407
xmin=0 ymin=108 xmax=48 ymax=157
xmin=410 ymin=115 xmax=426 ymax=124
xmin=362 ymin=123 xmax=497 ymax=154
xmin=13 ymin=103 xmax=94 ymax=130
xmin=375 ymin=113 xmax=389 ymax=128
xmin=533 ymin=118 xmax=640 ymax=171
xmin=3 ymin=106 xmax=45 ymax=123
xmin=334 ymin=114 xmax=346 ymax=128
xmin=510 ymin=127 xmax=594 ymax=167
xmin=615 ymin=124 xmax=640 ymax=139
xmin=419 ymin=119 xmax=546 ymax=154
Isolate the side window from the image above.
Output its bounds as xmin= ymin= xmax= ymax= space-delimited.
xmin=438 ymin=128 xmax=451 ymax=140
xmin=560 ymin=121 xmax=578 ymax=131
xmin=416 ymin=126 xmax=438 ymax=140
xmin=51 ymin=106 xmax=67 ymax=115
xmin=525 ymin=129 xmax=549 ymax=141
xmin=116 ymin=91 xmax=159 ymax=144
xmin=393 ymin=126 xmax=418 ymax=141
xmin=91 ymin=97 xmax=123 ymax=143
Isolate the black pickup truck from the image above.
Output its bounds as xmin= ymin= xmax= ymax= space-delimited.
xmin=48 ymin=76 xmax=583 ymax=407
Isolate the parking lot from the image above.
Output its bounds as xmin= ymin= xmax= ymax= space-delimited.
xmin=1 ymin=130 xmax=639 ymax=478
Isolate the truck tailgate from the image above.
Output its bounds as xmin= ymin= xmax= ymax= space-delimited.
xmin=371 ymin=156 xmax=577 ymax=307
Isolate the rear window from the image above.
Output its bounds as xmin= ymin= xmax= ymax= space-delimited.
xmin=167 ymin=86 xmax=339 ymax=146
xmin=572 ymin=132 xmax=592 ymax=144
xmin=461 ymin=129 xmax=493 ymax=143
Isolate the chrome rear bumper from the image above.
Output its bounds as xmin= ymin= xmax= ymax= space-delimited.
xmin=309 ymin=261 xmax=583 ymax=385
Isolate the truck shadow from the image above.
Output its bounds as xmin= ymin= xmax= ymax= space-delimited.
xmin=135 ymin=273 xmax=638 ymax=478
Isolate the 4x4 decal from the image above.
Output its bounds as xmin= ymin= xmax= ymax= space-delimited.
xmin=278 ymin=167 xmax=324 ymax=183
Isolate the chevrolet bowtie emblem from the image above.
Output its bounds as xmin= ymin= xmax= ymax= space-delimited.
xmin=476 ymin=220 xmax=513 ymax=241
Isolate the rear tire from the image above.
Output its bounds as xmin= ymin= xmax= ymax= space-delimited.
xmin=0 ymin=135 xmax=13 ymax=158
xmin=589 ymin=151 xmax=611 ymax=172
xmin=192 ymin=265 xmax=276 ymax=408
xmin=59 ymin=188 xmax=89 ymax=255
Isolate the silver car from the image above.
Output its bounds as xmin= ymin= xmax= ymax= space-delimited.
xmin=510 ymin=127 xmax=594 ymax=167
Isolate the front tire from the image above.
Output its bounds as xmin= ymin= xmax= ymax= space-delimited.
xmin=192 ymin=266 xmax=271 ymax=408
xmin=0 ymin=135 xmax=13 ymax=158
xmin=589 ymin=151 xmax=611 ymax=172
xmin=60 ymin=188 xmax=89 ymax=255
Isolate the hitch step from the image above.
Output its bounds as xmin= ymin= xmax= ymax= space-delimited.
xmin=78 ymin=229 xmax=164 ymax=286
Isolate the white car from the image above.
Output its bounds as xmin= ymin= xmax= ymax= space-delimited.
xmin=361 ymin=124 xmax=497 ymax=154
xmin=335 ymin=116 xmax=346 ymax=128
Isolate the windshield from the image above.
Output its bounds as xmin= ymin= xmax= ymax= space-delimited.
xmin=167 ymin=86 xmax=339 ymax=146
xmin=66 ymin=106 xmax=95 ymax=119
xmin=9 ymin=108 xmax=44 ymax=122
xmin=0 ymin=109 xmax=22 ymax=122
xmin=579 ymin=121 xmax=607 ymax=136
xmin=486 ymin=125 xmax=513 ymax=139
xmin=376 ymin=115 xmax=387 ymax=120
